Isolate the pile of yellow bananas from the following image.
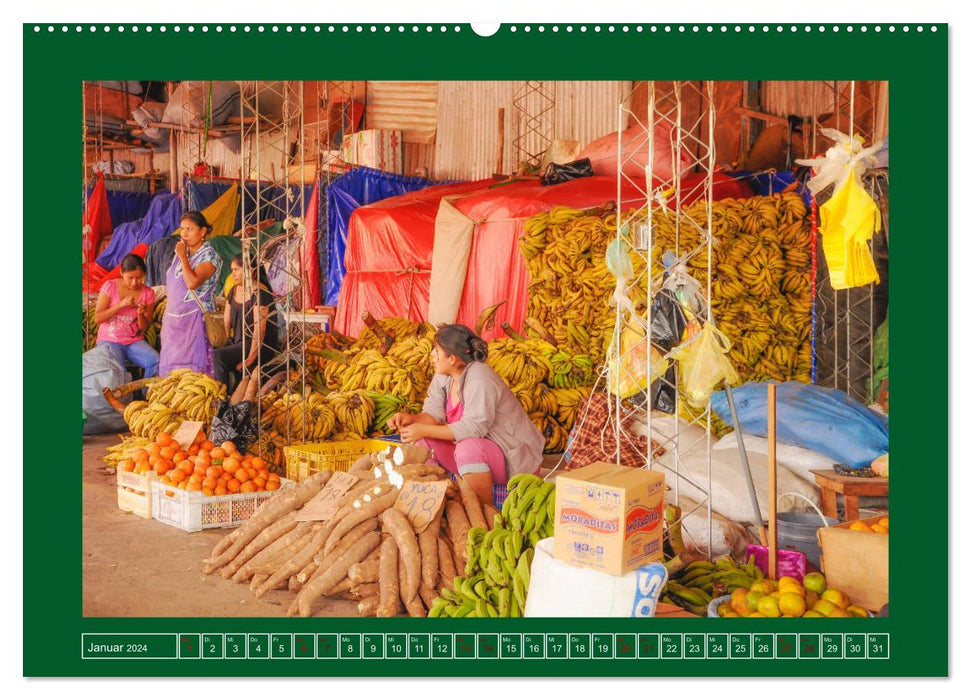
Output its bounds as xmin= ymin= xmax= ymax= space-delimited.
xmin=123 ymin=369 xmax=227 ymax=440
xmin=520 ymin=192 xmax=813 ymax=385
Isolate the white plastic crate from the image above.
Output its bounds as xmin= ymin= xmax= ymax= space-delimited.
xmin=116 ymin=469 xmax=156 ymax=519
xmin=150 ymin=478 xmax=295 ymax=533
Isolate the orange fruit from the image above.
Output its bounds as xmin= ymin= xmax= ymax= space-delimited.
xmin=878 ymin=516 xmax=889 ymax=529
xmin=205 ymin=466 xmax=220 ymax=480
xmin=193 ymin=431 xmax=206 ymax=446
xmin=201 ymin=440 xmax=215 ymax=451
xmin=178 ymin=480 xmax=189 ymax=490
xmin=849 ymin=521 xmax=872 ymax=533
xmin=251 ymin=456 xmax=266 ymax=470
xmin=214 ymin=485 xmax=227 ymax=496
xmin=221 ymin=441 xmax=236 ymax=454
xmin=265 ymin=480 xmax=280 ymax=491
xmin=267 ymin=472 xmax=280 ymax=482
xmin=253 ymin=477 xmax=266 ymax=490
xmin=222 ymin=457 xmax=239 ymax=473
xmin=119 ymin=459 xmax=134 ymax=473
xmin=211 ymin=447 xmax=227 ymax=460
xmin=146 ymin=443 xmax=161 ymax=459
xmin=159 ymin=445 xmax=176 ymax=461
xmin=132 ymin=449 xmax=148 ymax=462
xmin=870 ymin=524 xmax=889 ymax=534
xmin=202 ymin=488 xmax=214 ymax=497
xmin=154 ymin=462 xmax=169 ymax=477
xmin=186 ymin=482 xmax=202 ymax=492
xmin=193 ymin=464 xmax=207 ymax=478
xmin=168 ymin=469 xmax=187 ymax=484
xmin=240 ymin=481 xmax=256 ymax=494
xmin=187 ymin=445 xmax=200 ymax=456
xmin=157 ymin=431 xmax=173 ymax=446
xmin=257 ymin=469 xmax=269 ymax=481
xmin=227 ymin=478 xmax=241 ymax=494
xmin=177 ymin=459 xmax=193 ymax=473
xmin=172 ymin=450 xmax=188 ymax=464
xmin=202 ymin=477 xmax=217 ymax=490
xmin=234 ymin=468 xmax=249 ymax=483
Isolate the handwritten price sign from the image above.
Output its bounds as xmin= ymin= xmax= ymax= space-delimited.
xmin=296 ymin=471 xmax=360 ymax=522
xmin=394 ymin=480 xmax=449 ymax=533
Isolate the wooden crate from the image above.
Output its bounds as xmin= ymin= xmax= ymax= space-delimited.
xmin=116 ymin=469 xmax=157 ymax=519
xmin=818 ymin=514 xmax=889 ymax=612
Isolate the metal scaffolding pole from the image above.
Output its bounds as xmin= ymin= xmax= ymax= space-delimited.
xmin=238 ymin=81 xmax=307 ymax=448
xmin=615 ymin=80 xmax=717 ymax=559
xmin=512 ymin=81 xmax=556 ymax=172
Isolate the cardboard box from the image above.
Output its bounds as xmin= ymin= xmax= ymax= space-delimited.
xmin=818 ymin=514 xmax=889 ymax=612
xmin=553 ymin=462 xmax=665 ymax=576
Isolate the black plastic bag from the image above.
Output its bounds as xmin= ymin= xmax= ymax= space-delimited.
xmin=209 ymin=399 xmax=258 ymax=452
xmin=649 ymin=287 xmax=687 ymax=352
xmin=629 ymin=364 xmax=678 ymax=415
xmin=540 ymin=158 xmax=595 ymax=186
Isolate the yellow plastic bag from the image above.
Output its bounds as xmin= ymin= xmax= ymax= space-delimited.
xmin=607 ymin=316 xmax=669 ymax=399
xmin=668 ymin=322 xmax=739 ymax=407
xmin=819 ymin=176 xmax=881 ymax=289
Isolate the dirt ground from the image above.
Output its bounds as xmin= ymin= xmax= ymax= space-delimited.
xmin=82 ymin=433 xmax=360 ymax=618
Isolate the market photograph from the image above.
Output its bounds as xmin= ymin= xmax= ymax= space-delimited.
xmin=80 ymin=80 xmax=890 ymax=620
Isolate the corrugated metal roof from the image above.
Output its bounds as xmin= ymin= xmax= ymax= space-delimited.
xmin=366 ymin=81 xmax=438 ymax=144
xmin=434 ymin=81 xmax=629 ymax=181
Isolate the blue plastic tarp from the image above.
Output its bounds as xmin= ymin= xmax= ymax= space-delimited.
xmin=185 ymin=179 xmax=315 ymax=232
xmin=325 ymin=167 xmax=457 ymax=306
xmin=711 ymin=381 xmax=889 ymax=468
xmin=95 ymin=192 xmax=182 ymax=270
xmin=85 ymin=188 xmax=156 ymax=228
xmin=724 ymin=170 xmax=812 ymax=207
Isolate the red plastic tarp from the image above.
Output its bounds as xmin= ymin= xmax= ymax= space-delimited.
xmin=83 ymin=173 xmax=113 ymax=264
xmin=82 ymin=243 xmax=150 ymax=295
xmin=334 ymin=180 xmax=491 ymax=335
xmin=334 ymin=173 xmax=753 ymax=339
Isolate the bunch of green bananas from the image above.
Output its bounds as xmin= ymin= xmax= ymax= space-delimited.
xmin=664 ymin=555 xmax=764 ymax=612
xmin=363 ymin=391 xmax=406 ymax=433
xmin=428 ymin=547 xmax=535 ymax=618
xmin=102 ymin=434 xmax=152 ymax=468
xmin=547 ymin=350 xmax=594 ymax=389
xmin=500 ymin=474 xmax=556 ymax=544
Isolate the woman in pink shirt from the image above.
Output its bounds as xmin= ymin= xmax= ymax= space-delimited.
xmin=94 ymin=253 xmax=159 ymax=377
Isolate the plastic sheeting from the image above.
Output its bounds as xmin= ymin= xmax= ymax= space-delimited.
xmin=336 ymin=173 xmax=752 ymax=339
xmin=301 ymin=183 xmax=321 ymax=308
xmin=325 ymin=166 xmax=456 ymax=306
xmin=726 ymin=170 xmax=812 ymax=207
xmin=185 ymin=178 xmax=315 ymax=232
xmin=83 ymin=174 xmax=112 ymax=265
xmin=95 ymin=192 xmax=181 ymax=270
xmin=333 ymin=180 xmax=489 ymax=335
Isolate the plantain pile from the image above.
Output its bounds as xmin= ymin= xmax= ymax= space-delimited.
xmin=661 ymin=555 xmax=764 ymax=615
xmin=520 ymin=192 xmax=814 ymax=385
xmin=430 ymin=474 xmax=555 ymax=617
xmin=487 ymin=330 xmax=594 ymax=453
xmin=123 ymin=369 xmax=226 ymax=440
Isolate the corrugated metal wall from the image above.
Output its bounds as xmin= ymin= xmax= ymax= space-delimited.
xmin=434 ymin=81 xmax=629 ymax=181
xmin=365 ymin=81 xmax=438 ymax=144
xmin=762 ymin=80 xmax=888 ymax=143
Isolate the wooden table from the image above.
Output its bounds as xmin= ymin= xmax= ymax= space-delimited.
xmin=810 ymin=469 xmax=889 ymax=522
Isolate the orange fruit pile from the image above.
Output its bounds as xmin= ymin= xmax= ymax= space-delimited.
xmin=848 ymin=516 xmax=889 ymax=534
xmin=118 ymin=432 xmax=280 ymax=496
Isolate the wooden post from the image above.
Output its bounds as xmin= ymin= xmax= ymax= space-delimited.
xmin=495 ymin=108 xmax=505 ymax=175
xmin=167 ymin=82 xmax=178 ymax=194
xmin=767 ymin=382 xmax=778 ymax=579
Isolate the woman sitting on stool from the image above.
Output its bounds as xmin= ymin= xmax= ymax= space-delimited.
xmin=389 ymin=324 xmax=545 ymax=504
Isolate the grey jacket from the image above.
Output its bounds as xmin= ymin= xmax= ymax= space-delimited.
xmin=422 ymin=361 xmax=545 ymax=478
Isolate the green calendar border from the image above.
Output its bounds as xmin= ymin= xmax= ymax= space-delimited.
xmin=23 ymin=22 xmax=948 ymax=678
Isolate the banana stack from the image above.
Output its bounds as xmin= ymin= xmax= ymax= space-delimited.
xmin=362 ymin=391 xmax=406 ymax=434
xmin=520 ymin=192 xmax=814 ymax=386
xmin=324 ymin=391 xmax=375 ymax=440
xmin=102 ymin=434 xmax=152 ymax=469
xmin=123 ymin=369 xmax=226 ymax=440
xmin=429 ymin=474 xmax=554 ymax=618
xmin=662 ymin=555 xmax=764 ymax=614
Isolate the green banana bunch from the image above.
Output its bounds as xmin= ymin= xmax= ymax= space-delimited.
xmin=665 ymin=554 xmax=764 ymax=603
xmin=362 ymin=391 xmax=406 ymax=434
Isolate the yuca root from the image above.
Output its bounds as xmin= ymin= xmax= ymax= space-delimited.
xmin=294 ymin=530 xmax=382 ymax=618
xmin=376 ymin=536 xmax=400 ymax=618
xmin=457 ymin=477 xmax=487 ymax=529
